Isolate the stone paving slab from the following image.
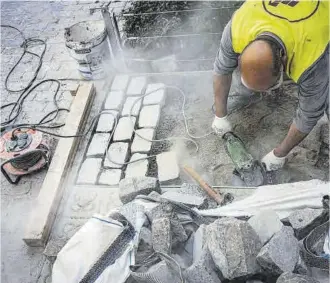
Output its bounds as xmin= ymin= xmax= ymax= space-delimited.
xmin=104 ymin=142 xmax=129 ymax=169
xmin=121 ymin=96 xmax=142 ymax=116
xmin=126 ymin=76 xmax=147 ymax=96
xmin=111 ymin=75 xmax=129 ymax=91
xmin=104 ymin=90 xmax=125 ymax=110
xmin=98 ymin=169 xmax=122 ymax=186
xmin=95 ymin=110 xmax=118 ymax=133
xmin=144 ymin=83 xmax=166 ymax=105
xmin=139 ymin=105 xmax=161 ymax=128
xmin=86 ymin=133 xmax=111 ymax=157
xmin=77 ymin=158 xmax=102 ymax=185
xmin=157 ymin=151 xmax=180 ymax=182
xmin=113 ymin=116 xmax=136 ymax=141
xmin=131 ymin=128 xmax=155 ymax=153
xmin=125 ymin=153 xmax=148 ymax=178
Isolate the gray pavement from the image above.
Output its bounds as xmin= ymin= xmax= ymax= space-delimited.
xmin=0 ymin=1 xmax=108 ymax=282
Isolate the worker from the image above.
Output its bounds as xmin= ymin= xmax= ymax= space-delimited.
xmin=212 ymin=0 xmax=329 ymax=171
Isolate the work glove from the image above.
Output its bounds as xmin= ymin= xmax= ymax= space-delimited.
xmin=212 ymin=115 xmax=232 ymax=137
xmin=261 ymin=150 xmax=287 ymax=171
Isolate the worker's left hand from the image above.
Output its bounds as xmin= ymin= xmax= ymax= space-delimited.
xmin=261 ymin=150 xmax=287 ymax=171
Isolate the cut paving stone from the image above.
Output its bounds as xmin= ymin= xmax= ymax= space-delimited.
xmin=104 ymin=142 xmax=129 ymax=169
xmin=184 ymin=248 xmax=221 ymax=283
xmin=248 ymin=210 xmax=283 ymax=245
xmin=113 ymin=117 xmax=136 ymax=141
xmin=147 ymin=191 xmax=162 ymax=201
xmin=276 ymin=272 xmax=319 ymax=283
xmin=131 ymin=128 xmax=155 ymax=153
xmin=125 ymin=153 xmax=148 ymax=178
xmin=111 ymin=75 xmax=129 ymax=91
xmin=77 ymin=158 xmax=102 ymax=184
xmin=86 ymin=133 xmax=110 ymax=157
xmin=257 ymin=226 xmax=299 ymax=276
xmin=138 ymin=105 xmax=161 ymax=128
xmin=126 ymin=76 xmax=147 ymax=96
xmin=193 ymin=224 xmax=208 ymax=262
xmin=161 ymin=191 xmax=207 ymax=208
xmin=121 ymin=97 xmax=142 ymax=116
xmin=146 ymin=202 xmax=174 ymax=222
xmin=206 ymin=217 xmax=262 ymax=280
xmin=118 ymin=202 xmax=146 ymax=231
xmin=95 ymin=111 xmax=118 ymax=133
xmin=143 ymin=83 xmax=166 ymax=106
xmin=171 ymin=218 xmax=188 ymax=247
xmin=179 ymin=183 xmax=217 ymax=209
xmin=152 ymin=217 xmax=172 ymax=254
xmin=119 ymin=176 xmax=160 ymax=204
xmin=98 ymin=169 xmax=122 ymax=186
xmin=104 ymin=90 xmax=124 ymax=110
xmin=156 ymin=151 xmax=179 ymax=182
xmin=288 ymin=208 xmax=327 ymax=240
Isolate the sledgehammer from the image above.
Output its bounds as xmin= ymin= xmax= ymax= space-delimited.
xmin=183 ymin=165 xmax=223 ymax=205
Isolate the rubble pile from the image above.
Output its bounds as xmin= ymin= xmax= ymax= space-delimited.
xmin=117 ymin=176 xmax=328 ymax=283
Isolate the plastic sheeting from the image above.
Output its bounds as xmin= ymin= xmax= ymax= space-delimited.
xmin=196 ymin=179 xmax=329 ymax=219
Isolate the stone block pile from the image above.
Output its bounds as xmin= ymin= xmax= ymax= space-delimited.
xmin=116 ymin=177 xmax=328 ymax=283
xmin=77 ymin=75 xmax=180 ymax=186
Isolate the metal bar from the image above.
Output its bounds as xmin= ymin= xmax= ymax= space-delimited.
xmin=124 ymin=32 xmax=222 ymax=40
xmin=124 ymin=58 xmax=214 ymax=62
xmin=121 ymin=6 xmax=237 ymax=17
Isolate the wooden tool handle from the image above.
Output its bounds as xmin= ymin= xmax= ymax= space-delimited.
xmin=183 ymin=165 xmax=223 ymax=205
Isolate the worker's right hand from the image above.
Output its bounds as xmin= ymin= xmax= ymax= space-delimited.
xmin=212 ymin=115 xmax=232 ymax=137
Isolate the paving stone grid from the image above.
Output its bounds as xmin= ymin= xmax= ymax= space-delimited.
xmin=76 ymin=75 xmax=180 ymax=186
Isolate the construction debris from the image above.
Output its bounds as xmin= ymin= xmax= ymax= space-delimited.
xmin=276 ymin=272 xmax=320 ymax=283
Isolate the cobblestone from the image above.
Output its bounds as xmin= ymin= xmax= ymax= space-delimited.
xmin=131 ymin=128 xmax=155 ymax=153
xmin=121 ymin=96 xmax=142 ymax=116
xmin=157 ymin=151 xmax=180 ymax=182
xmin=96 ymin=111 xmax=118 ymax=133
xmin=125 ymin=153 xmax=148 ymax=178
xmin=144 ymin=83 xmax=166 ymax=105
xmin=126 ymin=76 xmax=147 ymax=96
xmin=113 ymin=116 xmax=136 ymax=141
xmin=98 ymin=169 xmax=122 ymax=186
xmin=77 ymin=158 xmax=102 ymax=184
xmin=86 ymin=133 xmax=111 ymax=157
xmin=139 ymin=105 xmax=161 ymax=128
xmin=104 ymin=142 xmax=129 ymax=169
xmin=111 ymin=75 xmax=129 ymax=91
xmin=104 ymin=90 xmax=125 ymax=110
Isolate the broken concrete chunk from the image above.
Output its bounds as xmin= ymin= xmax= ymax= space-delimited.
xmin=288 ymin=208 xmax=326 ymax=240
xmin=161 ymin=191 xmax=207 ymax=208
xmin=193 ymin=224 xmax=208 ymax=263
xmin=152 ymin=217 xmax=171 ymax=254
xmin=119 ymin=202 xmax=146 ymax=231
xmin=136 ymin=227 xmax=153 ymax=264
xmin=157 ymin=151 xmax=179 ymax=182
xmin=248 ymin=210 xmax=283 ymax=245
xmin=119 ymin=177 xmax=160 ymax=204
xmin=257 ymin=226 xmax=299 ymax=276
xmin=206 ymin=217 xmax=262 ymax=280
xmin=184 ymin=248 xmax=221 ymax=283
xmin=276 ymin=272 xmax=320 ymax=283
xmin=146 ymin=202 xmax=174 ymax=222
xmin=147 ymin=191 xmax=161 ymax=201
xmin=321 ymin=123 xmax=329 ymax=145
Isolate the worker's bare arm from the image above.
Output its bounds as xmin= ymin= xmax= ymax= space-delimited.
xmin=213 ymin=73 xmax=232 ymax=117
xmin=274 ymin=123 xmax=307 ymax=158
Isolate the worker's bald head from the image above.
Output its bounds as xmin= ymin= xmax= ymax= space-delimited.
xmin=240 ymin=40 xmax=282 ymax=91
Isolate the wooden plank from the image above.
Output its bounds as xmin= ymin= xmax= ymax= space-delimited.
xmin=23 ymin=82 xmax=95 ymax=247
